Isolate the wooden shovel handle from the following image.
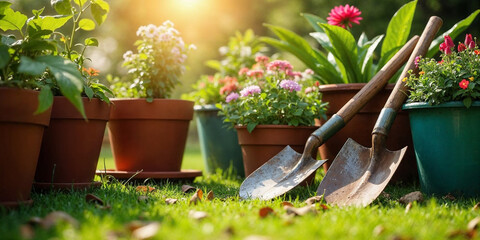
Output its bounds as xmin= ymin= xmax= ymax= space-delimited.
xmin=372 ymin=16 xmax=443 ymax=137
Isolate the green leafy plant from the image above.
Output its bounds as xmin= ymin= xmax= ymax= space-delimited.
xmin=113 ymin=21 xmax=195 ymax=101
xmin=0 ymin=0 xmax=111 ymax=117
xmin=183 ymin=29 xmax=266 ymax=105
xmin=219 ymin=57 xmax=327 ymax=132
xmin=406 ymin=34 xmax=480 ymax=108
xmin=262 ymin=0 xmax=480 ymax=84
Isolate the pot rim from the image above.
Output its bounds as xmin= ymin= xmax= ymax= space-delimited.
xmin=403 ymin=101 xmax=480 ymax=110
xmin=235 ymin=124 xmax=318 ymax=130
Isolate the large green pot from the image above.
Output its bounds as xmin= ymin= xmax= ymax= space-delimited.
xmin=194 ymin=105 xmax=244 ymax=177
xmin=403 ymin=101 xmax=480 ymax=197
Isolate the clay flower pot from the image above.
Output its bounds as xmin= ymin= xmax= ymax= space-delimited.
xmin=108 ymin=99 xmax=194 ymax=172
xmin=0 ymin=88 xmax=52 ymax=207
xmin=34 ymin=97 xmax=110 ymax=190
xmin=317 ymin=83 xmax=417 ymax=183
xmin=235 ymin=125 xmax=318 ymax=184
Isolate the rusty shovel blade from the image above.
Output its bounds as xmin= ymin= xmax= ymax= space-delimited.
xmin=316 ymin=138 xmax=407 ymax=207
xmin=239 ymin=146 xmax=326 ymax=200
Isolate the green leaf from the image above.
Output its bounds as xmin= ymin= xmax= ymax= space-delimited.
xmin=320 ymin=23 xmax=362 ymax=83
xmin=1 ymin=35 xmax=16 ymax=46
xmin=32 ymin=7 xmax=45 ymax=18
xmin=0 ymin=1 xmax=11 ymax=15
xmin=427 ymin=9 xmax=480 ymax=58
xmin=78 ymin=18 xmax=95 ymax=31
xmin=463 ymin=97 xmax=472 ymax=108
xmin=36 ymin=55 xmax=85 ymax=118
xmin=28 ymin=15 xmax=72 ymax=33
xmin=73 ymin=0 xmax=86 ymax=7
xmin=247 ymin=122 xmax=257 ymax=133
xmin=84 ymin=85 xmax=94 ymax=99
xmin=51 ymin=0 xmax=73 ymax=15
xmin=379 ymin=0 xmax=417 ymax=69
xmin=0 ymin=7 xmax=28 ymax=31
xmin=35 ymin=86 xmax=54 ymax=114
xmin=84 ymin=37 xmax=98 ymax=46
xmin=22 ymin=39 xmax=57 ymax=52
xmin=301 ymin=13 xmax=327 ymax=34
xmin=0 ymin=44 xmax=9 ymax=69
xmin=91 ymin=0 xmax=109 ymax=25
xmin=361 ymin=34 xmax=384 ymax=80
xmin=18 ymin=56 xmax=47 ymax=75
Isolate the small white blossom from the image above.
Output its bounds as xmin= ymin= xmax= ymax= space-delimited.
xmin=219 ymin=46 xmax=229 ymax=55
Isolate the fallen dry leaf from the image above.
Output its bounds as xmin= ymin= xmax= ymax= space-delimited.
xmin=86 ymin=194 xmax=105 ymax=205
xmin=443 ymin=193 xmax=456 ymax=201
xmin=41 ymin=211 xmax=79 ymax=229
xmin=319 ymin=204 xmax=329 ymax=211
xmin=206 ymin=190 xmax=214 ymax=201
xmin=131 ymin=222 xmax=160 ymax=240
xmin=165 ymin=198 xmax=178 ymax=205
xmin=405 ymin=202 xmax=413 ymax=213
xmin=126 ymin=221 xmax=145 ymax=233
xmin=189 ymin=210 xmax=208 ymax=220
xmin=189 ymin=189 xmax=203 ymax=205
xmin=135 ymin=186 xmax=156 ymax=193
xmin=181 ymin=185 xmax=196 ymax=193
xmin=305 ymin=196 xmax=323 ymax=205
xmin=474 ymin=202 xmax=480 ymax=211
xmin=373 ymin=225 xmax=385 ymax=236
xmin=138 ymin=196 xmax=149 ymax=202
xmin=281 ymin=201 xmax=294 ymax=209
xmin=258 ymin=207 xmax=275 ymax=218
xmin=468 ymin=217 xmax=480 ymax=231
xmin=398 ymin=191 xmax=424 ymax=205
xmin=285 ymin=205 xmax=317 ymax=216
xmin=20 ymin=224 xmax=35 ymax=239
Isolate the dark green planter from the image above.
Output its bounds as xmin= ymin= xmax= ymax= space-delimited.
xmin=194 ymin=105 xmax=244 ymax=177
xmin=403 ymin=101 xmax=480 ymax=197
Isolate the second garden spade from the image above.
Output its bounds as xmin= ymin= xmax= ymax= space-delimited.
xmin=239 ymin=35 xmax=420 ymax=200
xmin=316 ymin=16 xmax=443 ymax=207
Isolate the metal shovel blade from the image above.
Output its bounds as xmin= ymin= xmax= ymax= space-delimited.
xmin=239 ymin=145 xmax=326 ymax=200
xmin=316 ymin=138 xmax=407 ymax=207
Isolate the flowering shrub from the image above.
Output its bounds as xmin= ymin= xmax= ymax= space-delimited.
xmin=406 ymin=34 xmax=480 ymax=108
xmin=113 ymin=21 xmax=195 ymax=101
xmin=220 ymin=57 xmax=327 ymax=132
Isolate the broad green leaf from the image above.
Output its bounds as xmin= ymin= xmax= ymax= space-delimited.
xmin=320 ymin=23 xmax=362 ymax=83
xmin=247 ymin=122 xmax=257 ymax=133
xmin=35 ymin=86 xmax=53 ymax=114
xmin=78 ymin=18 xmax=95 ymax=31
xmin=84 ymin=85 xmax=94 ymax=99
xmin=51 ymin=0 xmax=72 ymax=15
xmin=361 ymin=34 xmax=384 ymax=80
xmin=84 ymin=37 xmax=98 ymax=46
xmin=427 ymin=9 xmax=480 ymax=58
xmin=35 ymin=55 xmax=85 ymax=118
xmin=18 ymin=56 xmax=47 ymax=75
xmin=32 ymin=7 xmax=45 ymax=18
xmin=301 ymin=13 xmax=326 ymax=34
xmin=0 ymin=44 xmax=9 ymax=68
xmin=22 ymin=39 xmax=57 ymax=52
xmin=463 ymin=97 xmax=472 ymax=108
xmin=28 ymin=15 xmax=72 ymax=33
xmin=0 ymin=1 xmax=11 ymax=14
xmin=0 ymin=8 xmax=28 ymax=31
xmin=91 ymin=0 xmax=109 ymax=25
xmin=73 ymin=0 xmax=86 ymax=7
xmin=379 ymin=0 xmax=417 ymax=69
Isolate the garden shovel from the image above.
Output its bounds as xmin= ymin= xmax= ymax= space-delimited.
xmin=316 ymin=16 xmax=443 ymax=207
xmin=239 ymin=35 xmax=420 ymax=200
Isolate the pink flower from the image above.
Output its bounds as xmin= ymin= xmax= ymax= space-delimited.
xmin=255 ymin=55 xmax=270 ymax=64
xmin=246 ymin=69 xmax=264 ymax=78
xmin=240 ymin=85 xmax=261 ymax=97
xmin=238 ymin=67 xmax=249 ymax=76
xmin=458 ymin=43 xmax=466 ymax=52
xmin=279 ymin=80 xmax=301 ymax=92
xmin=225 ymin=92 xmax=239 ymax=103
xmin=444 ymin=35 xmax=455 ymax=48
xmin=286 ymin=70 xmax=302 ymax=78
xmin=327 ymin=4 xmax=363 ymax=29
xmin=459 ymin=79 xmax=469 ymax=90
xmin=304 ymin=69 xmax=314 ymax=75
xmin=414 ymin=56 xmax=421 ymax=68
xmin=465 ymin=34 xmax=475 ymax=49
xmin=266 ymin=60 xmax=293 ymax=72
xmin=440 ymin=42 xmax=452 ymax=55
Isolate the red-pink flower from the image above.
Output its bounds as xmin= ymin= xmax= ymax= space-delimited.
xmin=445 ymin=35 xmax=455 ymax=48
xmin=458 ymin=43 xmax=466 ymax=52
xmin=440 ymin=35 xmax=454 ymax=55
xmin=465 ymin=34 xmax=475 ymax=49
xmin=459 ymin=79 xmax=469 ymax=90
xmin=255 ymin=55 xmax=270 ymax=65
xmin=246 ymin=69 xmax=264 ymax=78
xmin=266 ymin=60 xmax=293 ymax=72
xmin=327 ymin=4 xmax=362 ymax=29
xmin=238 ymin=67 xmax=249 ymax=76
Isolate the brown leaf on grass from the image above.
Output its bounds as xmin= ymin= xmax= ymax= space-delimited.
xmin=281 ymin=201 xmax=294 ymax=209
xmin=468 ymin=217 xmax=480 ymax=231
xmin=373 ymin=225 xmax=385 ymax=236
xmin=189 ymin=210 xmax=208 ymax=220
xmin=189 ymin=189 xmax=203 ymax=205
xmin=206 ymin=190 xmax=214 ymax=201
xmin=305 ymin=196 xmax=323 ymax=205
xmin=285 ymin=205 xmax=317 ymax=216
xmin=138 ymin=196 xmax=149 ymax=202
xmin=135 ymin=186 xmax=156 ymax=193
xmin=319 ymin=204 xmax=329 ymax=211
xmin=126 ymin=221 xmax=144 ymax=232
xmin=130 ymin=222 xmax=160 ymax=240
xmin=398 ymin=191 xmax=424 ymax=205
xmin=473 ymin=202 xmax=480 ymax=210
xmin=443 ymin=193 xmax=456 ymax=201
xmin=20 ymin=224 xmax=35 ymax=239
xmin=448 ymin=229 xmax=477 ymax=239
xmin=258 ymin=207 xmax=275 ymax=218
xmin=41 ymin=211 xmax=79 ymax=229
xmin=181 ymin=185 xmax=196 ymax=193
xmin=405 ymin=202 xmax=413 ymax=213
xmin=86 ymin=194 xmax=105 ymax=205
xmin=165 ymin=198 xmax=178 ymax=205
xmin=391 ymin=235 xmax=413 ymax=240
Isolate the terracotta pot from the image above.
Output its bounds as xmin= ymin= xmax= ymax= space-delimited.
xmin=235 ymin=125 xmax=318 ymax=185
xmin=317 ymin=83 xmax=417 ymax=183
xmin=108 ymin=99 xmax=194 ymax=172
xmin=0 ymin=88 xmax=51 ymax=207
xmin=35 ymin=97 xmax=110 ymax=188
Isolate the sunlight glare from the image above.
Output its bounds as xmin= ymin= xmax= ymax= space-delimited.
xmin=176 ymin=0 xmax=202 ymax=9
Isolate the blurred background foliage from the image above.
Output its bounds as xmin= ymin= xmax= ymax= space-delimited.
xmin=10 ymin=0 xmax=480 ymax=98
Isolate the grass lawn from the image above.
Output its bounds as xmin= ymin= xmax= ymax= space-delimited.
xmin=1 ymin=142 xmax=479 ymax=239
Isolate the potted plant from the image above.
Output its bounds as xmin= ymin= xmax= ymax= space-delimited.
xmin=107 ymin=21 xmax=197 ymax=176
xmin=183 ymin=29 xmax=266 ymax=177
xmin=220 ymin=57 xmax=327 ymax=183
xmin=0 ymin=1 xmax=87 ymax=206
xmin=262 ymin=1 xmax=480 ymax=183
xmin=403 ymin=34 xmax=480 ymax=197
xmin=33 ymin=0 xmax=113 ymax=191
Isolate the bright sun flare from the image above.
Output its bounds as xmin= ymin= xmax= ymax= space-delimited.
xmin=176 ymin=0 xmax=201 ymax=9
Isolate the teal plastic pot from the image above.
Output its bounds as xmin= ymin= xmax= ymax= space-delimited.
xmin=403 ymin=101 xmax=480 ymax=196
xmin=194 ymin=105 xmax=244 ymax=177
